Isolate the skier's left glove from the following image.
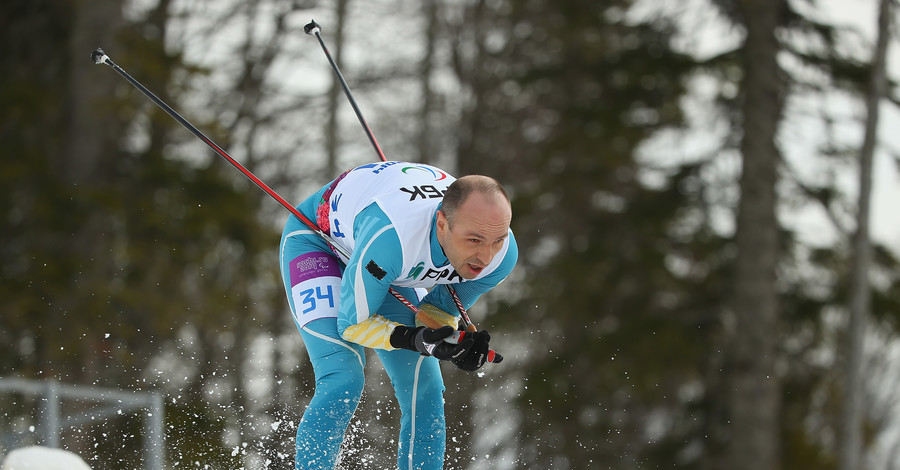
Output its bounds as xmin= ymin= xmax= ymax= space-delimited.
xmin=390 ymin=325 xmax=471 ymax=361
xmin=450 ymin=330 xmax=491 ymax=372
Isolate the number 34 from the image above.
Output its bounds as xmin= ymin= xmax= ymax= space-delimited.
xmin=299 ymin=285 xmax=335 ymax=314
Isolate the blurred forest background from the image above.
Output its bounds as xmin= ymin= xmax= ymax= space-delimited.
xmin=2 ymin=0 xmax=900 ymax=468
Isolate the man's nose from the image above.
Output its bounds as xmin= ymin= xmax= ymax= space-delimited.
xmin=476 ymin=245 xmax=492 ymax=264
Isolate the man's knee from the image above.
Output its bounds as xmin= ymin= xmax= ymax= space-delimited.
xmin=316 ymin=367 xmax=365 ymax=402
xmin=414 ymin=372 xmax=445 ymax=402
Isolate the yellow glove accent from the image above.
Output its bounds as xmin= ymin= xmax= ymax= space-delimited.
xmin=341 ymin=315 xmax=403 ymax=350
xmin=416 ymin=303 xmax=459 ymax=329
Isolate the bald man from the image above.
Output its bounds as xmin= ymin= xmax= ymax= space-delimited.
xmin=279 ymin=161 xmax=518 ymax=470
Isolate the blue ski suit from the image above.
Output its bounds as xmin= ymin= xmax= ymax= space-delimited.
xmin=279 ymin=162 xmax=518 ymax=469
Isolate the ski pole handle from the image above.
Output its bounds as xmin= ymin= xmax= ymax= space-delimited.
xmin=443 ymin=331 xmax=503 ymax=364
xmin=413 ymin=310 xmax=503 ymax=364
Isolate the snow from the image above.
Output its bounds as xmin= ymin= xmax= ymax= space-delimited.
xmin=1 ymin=446 xmax=92 ymax=470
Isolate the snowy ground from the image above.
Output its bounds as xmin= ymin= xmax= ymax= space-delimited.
xmin=1 ymin=446 xmax=92 ymax=470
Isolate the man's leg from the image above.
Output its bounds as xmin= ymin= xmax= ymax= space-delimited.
xmin=376 ymin=286 xmax=447 ymax=470
xmin=295 ymin=317 xmax=366 ymax=470
xmin=280 ymin=230 xmax=365 ymax=469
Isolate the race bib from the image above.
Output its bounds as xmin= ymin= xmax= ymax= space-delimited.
xmin=289 ymin=252 xmax=342 ymax=327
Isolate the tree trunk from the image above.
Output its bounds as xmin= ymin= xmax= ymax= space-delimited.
xmin=838 ymin=0 xmax=892 ymax=468
xmin=724 ymin=0 xmax=785 ymax=468
xmin=416 ymin=0 xmax=438 ymax=165
xmin=453 ymin=0 xmax=488 ymax=177
xmin=325 ymin=0 xmax=349 ymax=175
xmin=63 ymin=0 xmax=124 ymax=382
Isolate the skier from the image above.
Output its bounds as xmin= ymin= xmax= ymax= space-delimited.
xmin=279 ymin=161 xmax=518 ymax=469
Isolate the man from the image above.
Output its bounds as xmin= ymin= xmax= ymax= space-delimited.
xmin=279 ymin=161 xmax=518 ymax=469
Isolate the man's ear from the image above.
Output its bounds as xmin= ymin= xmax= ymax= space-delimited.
xmin=436 ymin=209 xmax=447 ymax=230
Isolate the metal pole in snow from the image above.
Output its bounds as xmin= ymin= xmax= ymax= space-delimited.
xmin=42 ymin=381 xmax=60 ymax=448
xmin=144 ymin=391 xmax=165 ymax=470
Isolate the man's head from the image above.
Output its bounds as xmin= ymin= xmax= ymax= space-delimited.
xmin=436 ymin=175 xmax=512 ymax=279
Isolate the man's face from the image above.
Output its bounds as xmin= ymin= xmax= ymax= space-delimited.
xmin=436 ymin=191 xmax=512 ymax=280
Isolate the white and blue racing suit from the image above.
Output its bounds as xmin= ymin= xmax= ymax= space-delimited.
xmin=279 ymin=161 xmax=518 ymax=470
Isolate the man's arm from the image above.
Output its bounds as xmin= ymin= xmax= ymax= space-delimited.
xmin=335 ymin=204 xmax=409 ymax=349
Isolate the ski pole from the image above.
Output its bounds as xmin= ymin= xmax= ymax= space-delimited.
xmin=304 ymin=23 xmax=504 ymax=362
xmin=304 ymin=20 xmax=387 ymax=163
xmin=90 ymin=48 xmax=333 ymax=251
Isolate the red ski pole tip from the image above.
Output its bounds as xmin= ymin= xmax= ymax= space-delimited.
xmin=488 ymin=350 xmax=503 ymax=364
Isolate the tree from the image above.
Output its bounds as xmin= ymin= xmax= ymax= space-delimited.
xmin=448 ymin=0 xmax=705 ymax=466
xmin=6 ymin=0 xmax=898 ymax=467
xmin=718 ymin=0 xmax=785 ymax=467
xmin=0 ymin=0 xmax=287 ymax=466
xmin=324 ymin=0 xmax=351 ymax=177
xmin=839 ymin=0 xmax=894 ymax=468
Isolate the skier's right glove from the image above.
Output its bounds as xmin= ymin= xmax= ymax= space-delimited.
xmin=390 ymin=325 xmax=472 ymax=361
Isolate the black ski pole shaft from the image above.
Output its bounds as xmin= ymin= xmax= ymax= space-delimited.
xmin=303 ymin=24 xmax=506 ymax=363
xmin=304 ymin=20 xmax=388 ymax=163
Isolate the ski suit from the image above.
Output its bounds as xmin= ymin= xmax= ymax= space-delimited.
xmin=279 ymin=161 xmax=518 ymax=469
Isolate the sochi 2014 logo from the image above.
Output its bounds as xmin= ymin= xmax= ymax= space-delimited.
xmin=401 ymin=165 xmax=448 ymax=181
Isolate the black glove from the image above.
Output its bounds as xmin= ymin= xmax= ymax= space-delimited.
xmin=451 ymin=330 xmax=491 ymax=372
xmin=390 ymin=325 xmax=470 ymax=361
